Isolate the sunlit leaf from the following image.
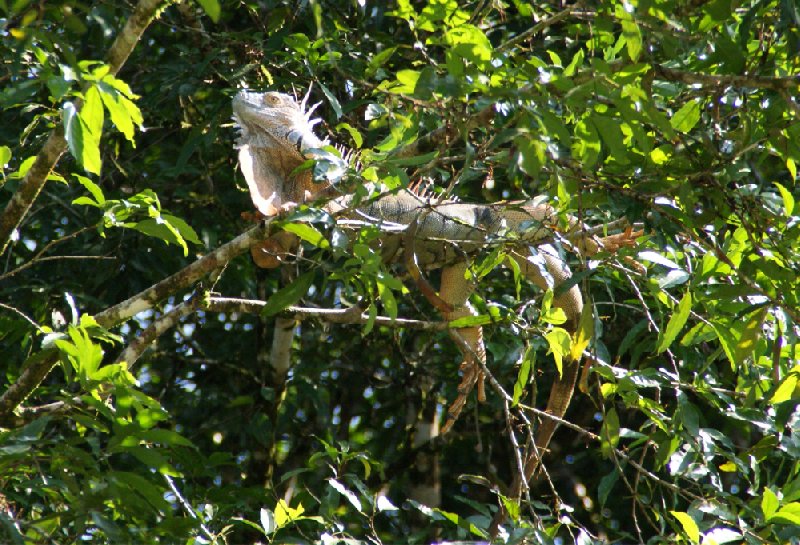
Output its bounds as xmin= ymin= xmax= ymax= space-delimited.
xmin=260 ymin=507 xmax=275 ymax=535
xmin=282 ymin=223 xmax=330 ymax=248
xmin=732 ymin=309 xmax=766 ymax=365
xmin=570 ymin=304 xmax=594 ymax=361
xmin=761 ymin=487 xmax=779 ymax=519
xmin=670 ymin=100 xmax=701 ymax=133
xmin=771 ymin=366 xmax=800 ymax=404
xmin=328 ymin=479 xmax=362 ymax=513
xmin=512 ymin=346 xmax=533 ymax=406
xmin=774 ymin=181 xmax=795 ymax=216
xmin=63 ymin=101 xmax=102 ymax=175
xmin=544 ymin=327 xmax=571 ymax=377
xmin=670 ymin=511 xmax=699 ymax=543
xmin=0 ymin=145 xmax=11 ymax=167
xmin=194 ymin=0 xmax=220 ymax=22
xmin=768 ymin=502 xmax=800 ymax=525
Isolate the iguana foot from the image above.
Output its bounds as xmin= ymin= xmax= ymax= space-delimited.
xmin=597 ymin=226 xmax=643 ymax=253
xmin=441 ymin=359 xmax=486 ymax=434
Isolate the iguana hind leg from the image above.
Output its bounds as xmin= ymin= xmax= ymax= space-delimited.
xmin=439 ymin=262 xmax=486 ymax=434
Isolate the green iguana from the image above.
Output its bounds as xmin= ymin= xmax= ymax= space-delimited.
xmin=232 ymin=90 xmax=637 ymax=516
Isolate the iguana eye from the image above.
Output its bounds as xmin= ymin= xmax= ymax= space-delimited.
xmin=264 ymin=94 xmax=280 ymax=106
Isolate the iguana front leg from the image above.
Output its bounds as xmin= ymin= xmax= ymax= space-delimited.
xmin=439 ymin=262 xmax=487 ymax=434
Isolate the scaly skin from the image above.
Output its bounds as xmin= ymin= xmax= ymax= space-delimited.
xmin=232 ymin=90 xmax=637 ymax=527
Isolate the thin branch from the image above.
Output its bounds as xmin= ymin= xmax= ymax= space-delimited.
xmin=0 ymin=302 xmax=43 ymax=331
xmin=0 ymin=0 xmax=165 ymax=257
xmin=654 ymin=64 xmax=800 ymax=91
xmin=205 ymin=296 xmax=452 ymax=330
xmin=497 ymin=5 xmax=578 ymax=52
xmin=114 ymin=297 xmax=200 ymax=367
xmin=0 ymin=225 xmax=97 ymax=281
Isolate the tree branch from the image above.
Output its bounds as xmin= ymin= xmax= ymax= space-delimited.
xmin=205 ymin=296 xmax=451 ymax=330
xmin=96 ymin=224 xmax=269 ymax=327
xmin=654 ymin=64 xmax=800 ymax=90
xmin=0 ymin=223 xmax=269 ymax=421
xmin=0 ymin=0 xmax=165 ymax=257
xmin=114 ymin=297 xmax=200 ymax=367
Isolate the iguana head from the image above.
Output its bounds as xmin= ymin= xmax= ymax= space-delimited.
xmin=232 ymin=90 xmax=325 ymax=155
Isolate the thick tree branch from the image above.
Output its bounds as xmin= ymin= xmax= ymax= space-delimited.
xmin=96 ymin=224 xmax=268 ymax=327
xmin=0 ymin=0 xmax=165 ymax=256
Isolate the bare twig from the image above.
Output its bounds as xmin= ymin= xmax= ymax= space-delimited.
xmin=0 ymin=225 xmax=98 ymax=281
xmin=0 ymin=302 xmax=43 ymax=331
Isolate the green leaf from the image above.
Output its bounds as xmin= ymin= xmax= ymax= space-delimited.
xmin=336 ymin=122 xmax=363 ymax=148
xmin=622 ymin=23 xmax=641 ymax=61
xmin=328 ymin=479 xmax=362 ymax=513
xmin=138 ymin=429 xmax=195 ymax=448
xmin=597 ymin=470 xmax=619 ymax=506
xmin=391 ymin=69 xmax=420 ymax=94
xmin=133 ymin=218 xmax=188 ymax=255
xmin=774 ymin=181 xmax=795 ymax=216
xmin=319 ymin=82 xmax=342 ymax=119
xmin=0 ymin=145 xmax=11 ymax=167
xmin=499 ymin=495 xmax=520 ymax=522
xmin=570 ymin=303 xmax=593 ymax=361
xmin=761 ymin=487 xmax=779 ymax=519
xmin=670 ymin=511 xmax=700 ymax=543
xmin=194 ymin=0 xmax=220 ymax=22
xmin=592 ymin=115 xmax=629 ymax=165
xmin=572 ymin=117 xmax=601 ymax=167
xmin=261 ymin=272 xmax=314 ymax=317
xmin=124 ymin=446 xmax=178 ymax=475
xmin=282 ymin=223 xmax=330 ymax=248
xmin=72 ymin=174 xmax=105 ymax=206
xmin=670 ymin=100 xmax=701 ymax=133
xmin=768 ymin=502 xmax=800 ymax=525
xmin=366 ymin=46 xmax=397 ymax=77
xmin=55 ymin=325 xmax=104 ymax=383
xmin=433 ymin=508 xmax=489 ymax=538
xmin=471 ymin=245 xmax=505 ymax=279
xmin=516 ymin=137 xmax=545 ymax=176
xmin=63 ymin=101 xmax=102 ymax=175
xmin=767 ymin=502 xmax=800 ymax=527
xmin=512 ymin=347 xmax=533 ymax=407
xmin=162 ymin=214 xmax=200 ymax=245
xmin=82 ymin=85 xmax=105 ymax=138
xmin=563 ymin=48 xmax=584 ymax=77
xmin=544 ymin=327 xmax=571 ymax=377
xmin=600 ymin=408 xmax=620 ymax=458
xmin=656 ymin=291 xmax=691 ymax=353
xmin=111 ymin=471 xmax=170 ymax=512
xmin=448 ymin=315 xmax=493 ymax=328
xmin=732 ymin=309 xmax=766 ymax=365
xmin=98 ymin=81 xmax=136 ymax=143
xmin=771 ymin=365 xmax=800 ymax=404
